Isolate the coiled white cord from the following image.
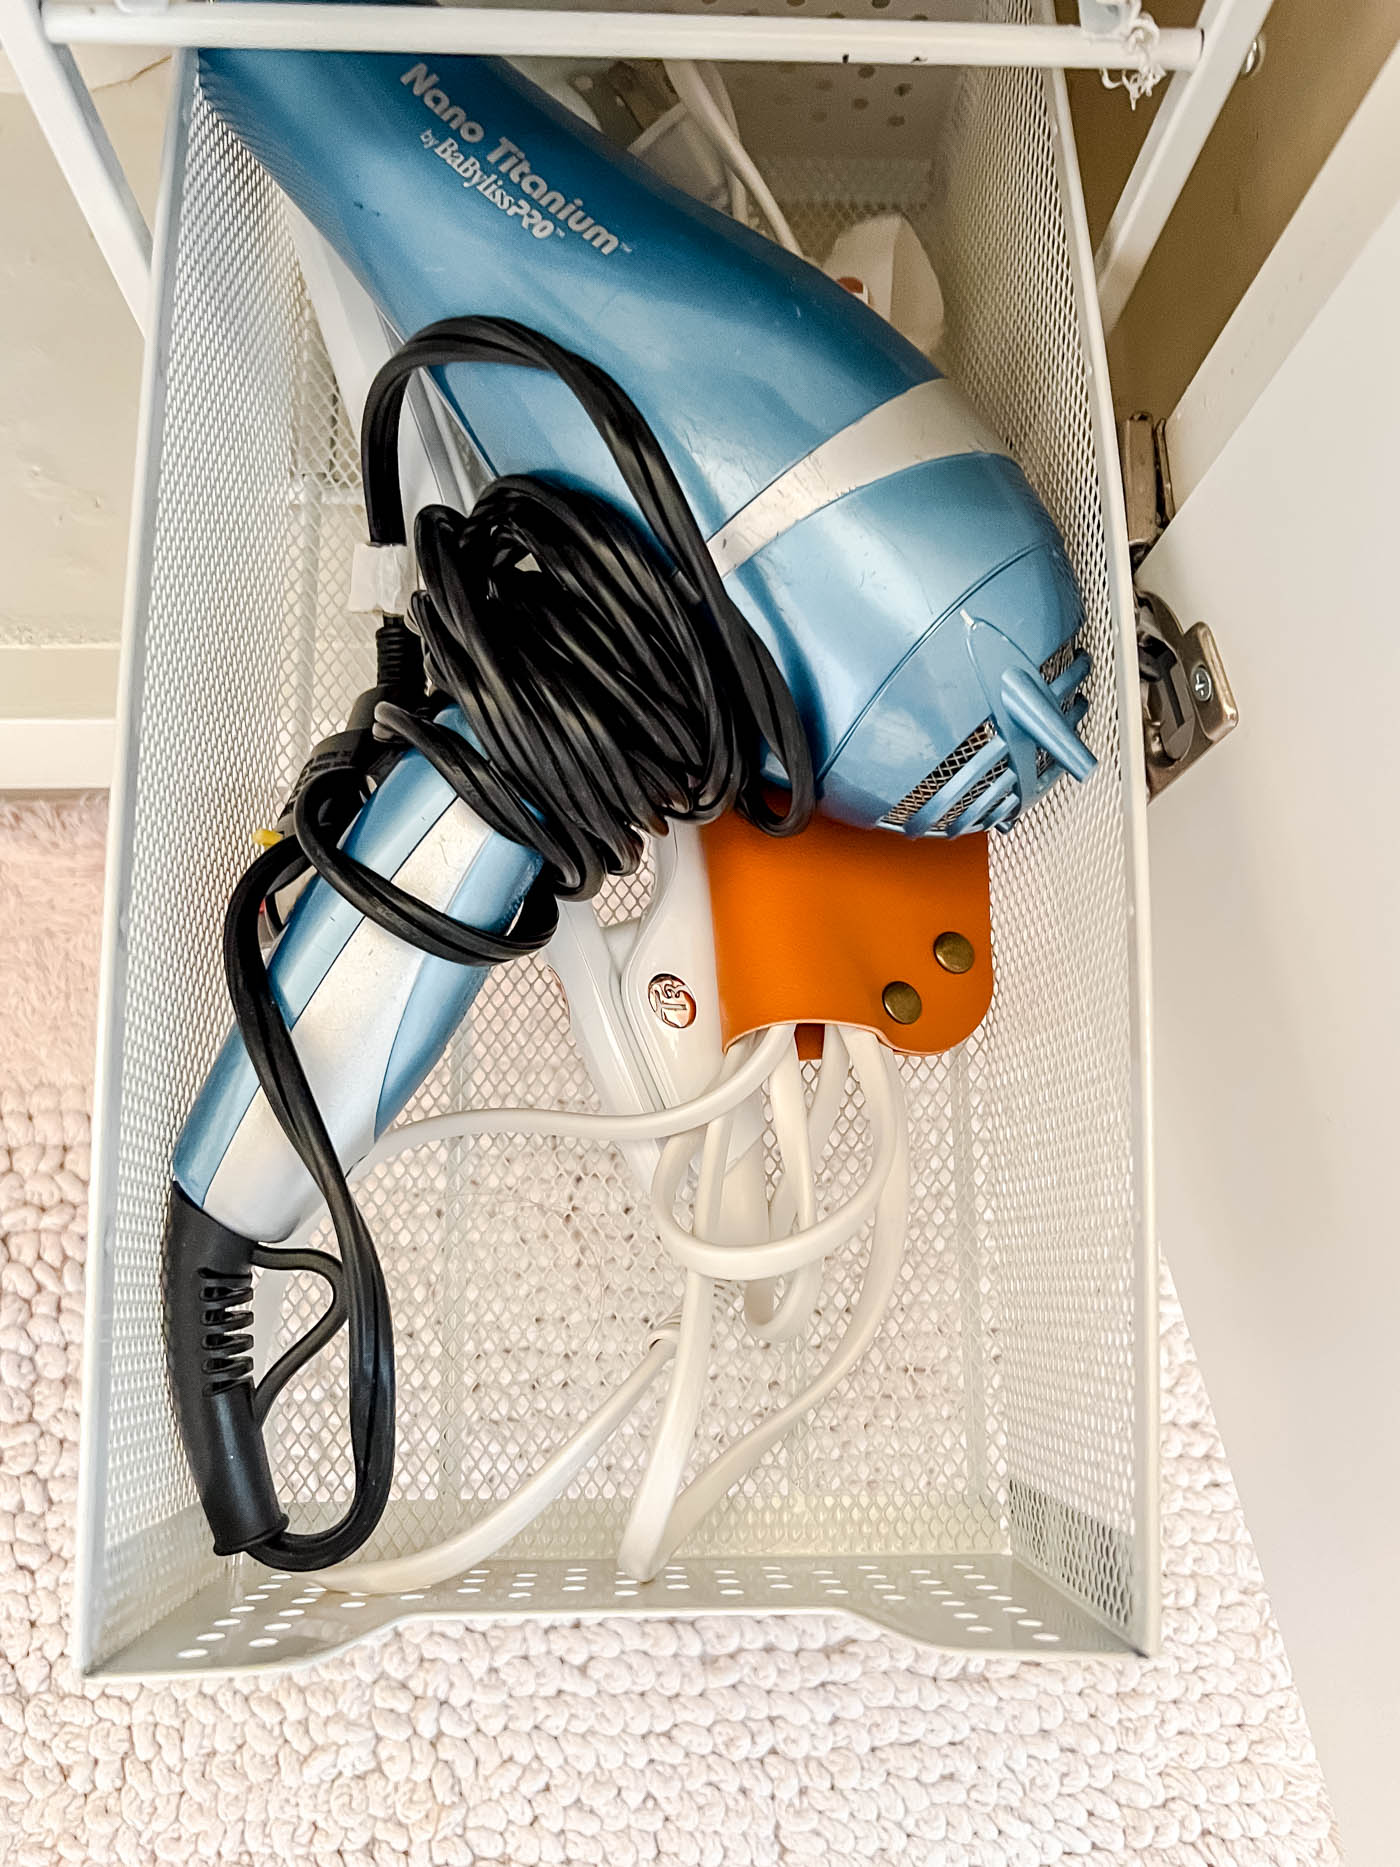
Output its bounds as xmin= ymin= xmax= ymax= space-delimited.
xmin=281 ymin=1020 xmax=907 ymax=1594
xmin=618 ymin=1025 xmax=907 ymax=1580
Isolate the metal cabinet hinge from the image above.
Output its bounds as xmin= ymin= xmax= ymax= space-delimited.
xmin=1118 ymin=413 xmax=1238 ymax=797
xmin=1119 ymin=410 xmax=1175 ymax=561
xmin=1137 ymin=589 xmax=1237 ymax=798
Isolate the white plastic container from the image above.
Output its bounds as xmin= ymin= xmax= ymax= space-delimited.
xmin=76 ymin=40 xmax=1153 ymax=1677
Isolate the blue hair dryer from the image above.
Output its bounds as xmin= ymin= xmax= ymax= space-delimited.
xmin=165 ymin=47 xmax=1095 ymax=1566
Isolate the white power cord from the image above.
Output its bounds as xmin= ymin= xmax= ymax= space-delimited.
xmin=618 ymin=1025 xmax=907 ymax=1580
xmin=661 ymin=60 xmax=802 ymax=257
xmin=284 ymin=1020 xmax=908 ymax=1595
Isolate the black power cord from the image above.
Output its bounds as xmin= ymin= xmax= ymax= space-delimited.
xmin=220 ymin=317 xmax=815 ymax=1571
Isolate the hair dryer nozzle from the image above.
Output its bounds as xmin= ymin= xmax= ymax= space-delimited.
xmin=1000 ymin=664 xmax=1097 ymax=783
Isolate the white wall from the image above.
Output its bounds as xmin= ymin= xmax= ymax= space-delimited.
xmin=1142 ymin=159 xmax=1400 ymax=1867
xmin=0 ymin=57 xmax=166 ymax=652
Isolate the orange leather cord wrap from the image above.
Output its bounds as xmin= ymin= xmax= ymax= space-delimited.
xmin=699 ymin=813 xmax=994 ymax=1060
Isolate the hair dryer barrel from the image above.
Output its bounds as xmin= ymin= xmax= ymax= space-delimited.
xmin=199 ymin=50 xmax=926 ymax=533
xmin=172 ymin=709 xmax=540 ymax=1244
xmin=198 ymin=48 xmax=1095 ymax=827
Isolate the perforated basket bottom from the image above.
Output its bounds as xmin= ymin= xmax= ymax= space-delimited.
xmin=106 ymin=1554 xmax=1124 ymax=1676
xmin=84 ymin=47 xmax=1148 ymax=1673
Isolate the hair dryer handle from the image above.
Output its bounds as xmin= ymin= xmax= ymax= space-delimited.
xmin=173 ymin=724 xmax=541 ymax=1246
xmin=162 ymin=1183 xmax=288 ymax=1556
xmin=165 ymin=728 xmax=539 ymax=1555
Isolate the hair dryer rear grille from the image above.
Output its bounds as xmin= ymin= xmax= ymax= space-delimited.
xmin=882 ymin=719 xmax=1002 ymax=830
xmin=1039 ymin=640 xmax=1079 ymax=687
xmin=881 ymin=642 xmax=1087 ymax=834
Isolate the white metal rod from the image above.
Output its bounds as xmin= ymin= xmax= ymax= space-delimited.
xmin=45 ymin=4 xmax=1202 ymax=69
xmin=0 ymin=0 xmax=151 ymax=327
xmin=1095 ymin=0 xmax=1274 ymax=333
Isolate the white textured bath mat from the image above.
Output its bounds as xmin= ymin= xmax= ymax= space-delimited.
xmin=0 ymin=796 xmax=1338 ymax=1866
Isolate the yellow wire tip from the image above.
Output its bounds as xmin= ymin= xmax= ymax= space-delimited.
xmin=251 ymin=828 xmax=283 ymax=849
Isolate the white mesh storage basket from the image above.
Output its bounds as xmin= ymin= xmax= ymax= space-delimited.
xmin=77 ymin=29 xmax=1153 ymax=1677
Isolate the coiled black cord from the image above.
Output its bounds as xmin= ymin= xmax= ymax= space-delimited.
xmin=226 ymin=316 xmax=814 ymax=1570
xmin=342 ymin=317 xmax=814 ymax=912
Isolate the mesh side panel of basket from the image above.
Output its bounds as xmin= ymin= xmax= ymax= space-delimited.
xmin=86 ymin=51 xmax=1144 ymax=1663
xmin=924 ymin=48 xmax=1142 ymax=1636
